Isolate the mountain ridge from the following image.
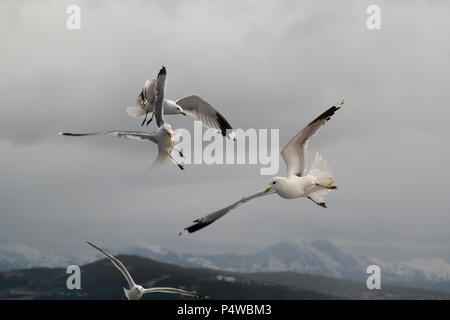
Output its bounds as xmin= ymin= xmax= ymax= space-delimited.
xmin=1 ymin=240 xmax=449 ymax=293
xmin=1 ymin=254 xmax=449 ymax=300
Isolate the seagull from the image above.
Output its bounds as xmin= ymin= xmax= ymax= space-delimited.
xmin=59 ymin=66 xmax=185 ymax=171
xmin=179 ymin=100 xmax=343 ymax=235
xmin=86 ymin=241 xmax=205 ymax=300
xmin=127 ymin=76 xmax=234 ymax=138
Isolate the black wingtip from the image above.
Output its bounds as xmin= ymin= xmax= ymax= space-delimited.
xmin=308 ymin=101 xmax=343 ymax=126
xmin=215 ymin=111 xmax=233 ymax=137
xmin=159 ymin=66 xmax=166 ymax=75
xmin=58 ymin=132 xmax=94 ymax=137
xmin=182 ymin=220 xmax=214 ymax=234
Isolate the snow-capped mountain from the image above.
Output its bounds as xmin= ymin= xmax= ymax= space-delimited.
xmin=118 ymin=241 xmax=450 ymax=292
xmin=1 ymin=241 xmax=449 ymax=293
xmin=380 ymin=258 xmax=450 ymax=292
xmin=182 ymin=241 xmax=371 ymax=281
xmin=0 ymin=243 xmax=95 ymax=271
xmin=111 ymin=241 xmax=450 ymax=292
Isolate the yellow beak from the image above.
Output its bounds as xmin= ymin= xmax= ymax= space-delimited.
xmin=167 ymin=131 xmax=173 ymax=138
xmin=264 ymin=187 xmax=272 ymax=194
xmin=181 ymin=111 xmax=187 ymax=116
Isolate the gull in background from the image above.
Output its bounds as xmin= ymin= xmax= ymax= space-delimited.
xmin=59 ymin=66 xmax=185 ymax=171
xmin=127 ymin=76 xmax=234 ymax=138
xmin=86 ymin=241 xmax=205 ymax=300
xmin=179 ymin=100 xmax=343 ymax=235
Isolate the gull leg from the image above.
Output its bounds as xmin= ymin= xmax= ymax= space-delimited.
xmin=171 ymin=148 xmax=184 ymax=158
xmin=307 ymin=196 xmax=327 ymax=208
xmin=141 ymin=112 xmax=148 ymax=127
xmin=169 ymin=153 xmax=184 ymax=170
xmin=146 ymin=112 xmax=154 ymax=126
xmin=315 ymin=183 xmax=337 ymax=190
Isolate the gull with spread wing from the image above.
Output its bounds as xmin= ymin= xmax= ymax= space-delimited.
xmin=86 ymin=241 xmax=205 ymax=300
xmin=179 ymin=100 xmax=343 ymax=235
xmin=127 ymin=76 xmax=234 ymax=138
xmin=59 ymin=66 xmax=184 ymax=171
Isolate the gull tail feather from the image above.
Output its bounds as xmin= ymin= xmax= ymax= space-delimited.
xmin=148 ymin=152 xmax=170 ymax=172
xmin=126 ymin=106 xmax=148 ymax=118
xmin=123 ymin=288 xmax=132 ymax=300
xmin=307 ymin=152 xmax=335 ymax=188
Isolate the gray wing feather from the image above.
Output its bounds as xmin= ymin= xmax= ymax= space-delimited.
xmin=59 ymin=130 xmax=158 ymax=143
xmin=175 ymin=95 xmax=233 ymax=137
xmin=155 ymin=66 xmax=167 ymax=127
xmin=143 ymin=287 xmax=205 ymax=298
xmin=180 ymin=190 xmax=275 ymax=235
xmin=86 ymin=241 xmax=136 ymax=288
xmin=281 ymin=100 xmax=343 ymax=177
xmin=137 ymin=78 xmax=157 ymax=110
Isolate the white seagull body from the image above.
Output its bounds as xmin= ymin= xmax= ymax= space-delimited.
xmin=86 ymin=241 xmax=204 ymax=300
xmin=127 ymin=77 xmax=234 ymax=138
xmin=59 ymin=66 xmax=185 ymax=171
xmin=180 ymin=100 xmax=343 ymax=235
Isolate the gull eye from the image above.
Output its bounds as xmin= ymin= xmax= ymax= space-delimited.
xmin=272 ymin=181 xmax=276 ymax=185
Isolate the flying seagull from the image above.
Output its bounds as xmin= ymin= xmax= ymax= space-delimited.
xmin=179 ymin=100 xmax=343 ymax=235
xmin=127 ymin=76 xmax=234 ymax=138
xmin=86 ymin=241 xmax=205 ymax=300
xmin=59 ymin=66 xmax=185 ymax=171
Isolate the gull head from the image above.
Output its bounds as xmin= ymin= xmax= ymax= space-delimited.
xmin=136 ymin=285 xmax=144 ymax=292
xmin=135 ymin=285 xmax=145 ymax=299
xmin=265 ymin=177 xmax=284 ymax=193
xmin=124 ymin=285 xmax=144 ymax=300
xmin=175 ymin=105 xmax=187 ymax=116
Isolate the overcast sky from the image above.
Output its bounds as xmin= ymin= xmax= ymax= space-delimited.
xmin=1 ymin=0 xmax=449 ymax=262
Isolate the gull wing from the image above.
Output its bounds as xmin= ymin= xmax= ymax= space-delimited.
xmin=281 ymin=100 xmax=343 ymax=177
xmin=137 ymin=78 xmax=157 ymax=109
xmin=175 ymin=95 xmax=233 ymax=137
xmin=86 ymin=241 xmax=136 ymax=288
xmin=143 ymin=287 xmax=205 ymax=298
xmin=59 ymin=130 xmax=158 ymax=143
xmin=155 ymin=66 xmax=167 ymax=127
xmin=180 ymin=190 xmax=275 ymax=235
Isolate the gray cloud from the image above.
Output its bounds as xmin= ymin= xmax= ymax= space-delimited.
xmin=0 ymin=0 xmax=449 ymax=261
